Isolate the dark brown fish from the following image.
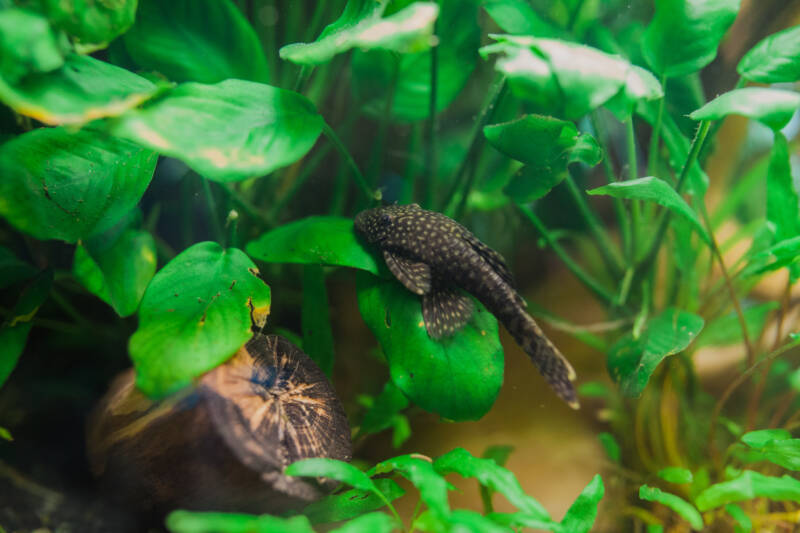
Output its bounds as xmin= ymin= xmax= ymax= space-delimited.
xmin=354 ymin=203 xmax=578 ymax=409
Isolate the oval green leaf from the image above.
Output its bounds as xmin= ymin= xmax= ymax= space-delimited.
xmin=642 ymin=0 xmax=741 ymax=78
xmin=286 ymin=458 xmax=375 ymax=492
xmin=246 ymin=216 xmax=380 ymax=274
xmin=372 ymin=455 xmax=450 ymax=518
xmin=110 ymin=79 xmax=323 ymax=182
xmin=356 ymin=272 xmax=503 ymax=421
xmin=301 ymin=478 xmax=405 ymax=525
xmin=639 ymin=485 xmax=703 ymax=530
xmin=129 ymin=242 xmax=271 ymax=398
xmin=690 ymin=88 xmax=800 ymax=131
xmin=560 ymin=475 xmax=605 ymax=533
xmin=0 ymin=127 xmax=157 ymax=243
xmin=658 ymin=467 xmax=694 ymax=484
xmin=588 ymin=176 xmax=710 ymax=243
xmin=0 ymin=8 xmax=65 ymax=84
xmin=123 ymin=0 xmax=269 ymax=84
xmin=0 ymin=54 xmax=160 ymax=126
xmin=738 ymin=25 xmax=800 ymax=83
xmin=696 ymin=470 xmax=800 ymax=511
xmin=329 ymin=512 xmax=398 ymax=533
xmin=280 ymin=0 xmax=439 ymax=65
xmin=166 ymin=511 xmax=314 ymax=533
xmin=741 ymin=429 xmax=800 ymax=471
xmin=40 ymin=0 xmax=136 ymax=46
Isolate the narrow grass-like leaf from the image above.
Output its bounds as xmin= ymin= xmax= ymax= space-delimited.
xmin=695 ymin=470 xmax=800 ymax=511
xmin=286 ymin=458 xmax=375 ymax=492
xmin=724 ymin=504 xmax=752 ymax=533
xmin=0 ymin=247 xmax=36 ymax=289
xmin=560 ymin=475 xmax=605 ymax=533
xmin=247 ymin=217 xmax=380 ymax=274
xmin=301 ymin=265 xmax=335 ymax=377
xmin=639 ymin=485 xmax=703 ymax=530
xmin=690 ymin=88 xmax=800 ymax=130
xmin=738 ymin=25 xmax=800 ymax=83
xmin=110 ymin=79 xmax=323 ymax=182
xmin=129 ymin=242 xmax=271 ymax=398
xmin=767 ymin=131 xmax=800 ymax=247
xmin=588 ymin=177 xmax=709 ymax=243
xmin=598 ymin=432 xmax=621 ymax=463
xmin=301 ymin=478 xmax=405 ymax=525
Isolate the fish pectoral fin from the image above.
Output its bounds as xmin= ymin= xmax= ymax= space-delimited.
xmin=383 ymin=250 xmax=432 ymax=295
xmin=422 ymin=285 xmax=474 ymax=339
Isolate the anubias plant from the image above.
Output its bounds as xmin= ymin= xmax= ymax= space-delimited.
xmin=1 ymin=0 xmax=799 ymax=531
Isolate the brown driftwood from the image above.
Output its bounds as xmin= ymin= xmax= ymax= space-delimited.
xmin=86 ymin=334 xmax=352 ymax=515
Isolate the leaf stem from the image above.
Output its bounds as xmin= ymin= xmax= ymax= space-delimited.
xmin=516 ymin=203 xmax=616 ymax=305
xmin=626 ymin=118 xmax=641 ymax=260
xmin=424 ymin=18 xmax=439 ymax=209
xmin=201 ymin=178 xmax=225 ymax=244
xmin=647 ymin=75 xmax=666 ymax=178
xmin=322 ymin=121 xmax=379 ymax=202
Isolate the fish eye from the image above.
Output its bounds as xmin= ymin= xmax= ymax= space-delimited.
xmin=379 ymin=213 xmax=393 ymax=225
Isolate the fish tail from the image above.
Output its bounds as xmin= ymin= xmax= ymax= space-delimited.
xmin=507 ymin=312 xmax=579 ymax=409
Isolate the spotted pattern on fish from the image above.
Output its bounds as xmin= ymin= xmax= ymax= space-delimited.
xmin=354 ymin=204 xmax=579 ymax=408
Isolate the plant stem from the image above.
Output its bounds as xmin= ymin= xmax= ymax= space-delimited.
xmin=322 ymin=121 xmax=378 ymax=202
xmin=516 ymin=203 xmax=616 ymax=305
xmin=293 ymin=65 xmax=314 ymax=93
xmin=50 ymin=289 xmax=90 ymax=326
xmin=219 ymin=183 xmax=272 ymax=226
xmin=201 ymin=178 xmax=224 ymax=243
xmin=626 ymin=118 xmax=641 ymax=260
xmin=592 ymin=112 xmax=632 ymax=259
xmin=424 ymin=17 xmax=439 ymax=209
xmin=367 ymin=56 xmax=399 ymax=186
xmin=441 ymin=76 xmax=507 ymax=214
xmin=647 ymin=75 xmax=666 ymax=178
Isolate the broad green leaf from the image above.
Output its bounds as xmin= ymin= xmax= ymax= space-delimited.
xmin=740 ymin=429 xmax=800 ymax=471
xmin=351 ymin=0 xmax=479 ymax=121
xmin=0 ymin=127 xmax=157 ymax=243
xmin=0 ymin=270 xmax=53 ymax=388
xmin=329 ymin=512 xmax=398 ymax=533
xmin=560 ymin=475 xmax=604 ymax=533
xmin=658 ymin=467 xmax=693 ymax=484
xmin=0 ymin=8 xmax=65 ymax=84
xmin=642 ymin=0 xmax=740 ymax=77
xmin=588 ymin=177 xmax=709 ymax=243
xmin=73 ymin=228 xmax=157 ymax=317
xmin=129 ymin=242 xmax=271 ymax=398
xmin=690 ymin=88 xmax=800 ymax=131
xmin=482 ymin=0 xmax=565 ymax=38
xmin=110 ymin=79 xmax=323 ymax=182
xmin=301 ymin=265 xmax=335 ymax=377
xmin=570 ymin=134 xmax=603 ymax=166
xmin=741 ymin=429 xmax=791 ymax=448
xmin=598 ymin=432 xmax=621 ymax=462
xmin=481 ymin=35 xmax=662 ymax=119
xmin=639 ymin=485 xmax=703 ymax=530
xmin=696 ymin=303 xmax=777 ymax=348
xmin=246 ymin=217 xmax=380 ymax=274
xmin=372 ymin=455 xmax=450 ymax=518
xmin=695 ymin=470 xmax=800 ymax=511
xmin=39 ymin=0 xmax=137 ymax=46
xmin=607 ymin=308 xmax=704 ymax=397
xmin=166 ymin=511 xmax=314 ymax=533
xmin=0 ymin=54 xmax=160 ymax=126
xmin=286 ymin=458 xmax=375 ymax=492
xmin=0 ymin=247 xmax=36 ymax=289
xmin=301 ymin=478 xmax=405 ymax=525
xmin=434 ymin=447 xmax=552 ymax=521
xmin=123 ymin=0 xmax=269 ymax=84
xmin=360 ymin=381 xmax=410 ymax=435
xmin=280 ymin=0 xmax=438 ymax=65
xmin=738 ymin=25 xmax=800 ymax=83
xmin=724 ymin=504 xmax=752 ymax=533
xmin=356 ymin=272 xmax=503 ymax=421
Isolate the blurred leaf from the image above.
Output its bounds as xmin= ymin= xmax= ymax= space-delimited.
xmin=0 ymin=127 xmax=157 ymax=243
xmin=724 ymin=504 xmax=752 ymax=533
xmin=482 ymin=444 xmax=514 ymax=467
xmin=504 ymin=165 xmax=565 ymax=204
xmin=360 ymin=381 xmax=409 ymax=435
xmin=569 ymin=134 xmax=603 ymax=166
xmin=642 ymin=0 xmax=740 ymax=77
xmin=356 ymin=272 xmax=503 ymax=421
xmin=301 ymin=265 xmax=335 ymax=377
xmin=588 ymin=177 xmax=709 ymax=243
xmin=0 ymin=270 xmax=53 ymax=389
xmin=123 ymin=0 xmax=269 ymax=83
xmin=639 ymin=485 xmax=703 ymax=530
xmin=696 ymin=303 xmax=777 ymax=348
xmin=286 ymin=458 xmax=375 ymax=491
xmin=0 ymin=8 xmax=65 ymax=84
xmin=435 ymin=447 xmax=553 ymax=521
xmin=302 ymin=478 xmax=405 ymax=525
xmin=129 ymin=242 xmax=271 ymax=398
xmin=598 ymin=432 xmax=620 ymax=463
xmin=40 ymin=0 xmax=136 ymax=46
xmin=166 ymin=511 xmax=314 ymax=533
xmin=738 ymin=25 xmax=800 ymax=83
xmin=352 ymin=0 xmax=479 ymax=121
xmin=110 ymin=79 xmax=322 ymax=182
xmin=560 ymin=475 xmax=604 ymax=533
xmin=0 ymin=54 xmax=160 ymax=126
xmin=328 ymin=513 xmax=398 ymax=533
xmin=486 ymin=512 xmax=557 ymax=531
xmin=482 ymin=0 xmax=564 ymax=38
xmin=767 ymin=131 xmax=800 ymax=257
xmin=437 ymin=510 xmax=510 ymax=532
xmin=607 ymin=308 xmax=704 ymax=397
xmin=247 ymin=217 xmax=380 ymax=274
xmin=690 ymin=88 xmax=800 ymax=131
xmin=0 ymin=426 xmax=11 ymax=441
xmin=373 ymin=455 xmax=450 ymax=518
xmin=740 ymin=429 xmax=800 ymax=471
xmin=0 ymin=247 xmax=36 ymax=289
xmin=658 ymin=467 xmax=693 ymax=484
xmin=695 ymin=470 xmax=800 ymax=511
xmin=281 ymin=0 xmax=438 ymax=65
xmin=577 ymin=381 xmax=610 ymax=398
xmin=741 ymin=429 xmax=791 ymax=448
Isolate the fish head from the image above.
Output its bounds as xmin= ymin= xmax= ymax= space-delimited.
xmin=354 ymin=204 xmax=421 ymax=245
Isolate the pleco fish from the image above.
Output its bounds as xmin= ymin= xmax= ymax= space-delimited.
xmin=354 ymin=203 xmax=579 ymax=409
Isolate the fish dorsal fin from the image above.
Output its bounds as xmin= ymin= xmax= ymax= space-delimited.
xmin=383 ymin=250 xmax=432 ymax=295
xmin=422 ymin=284 xmax=474 ymax=339
xmin=462 ymin=233 xmax=526 ymax=307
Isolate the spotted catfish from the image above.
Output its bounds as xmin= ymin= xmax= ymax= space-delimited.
xmin=354 ymin=203 xmax=578 ymax=408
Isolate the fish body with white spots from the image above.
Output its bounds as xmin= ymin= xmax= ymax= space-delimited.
xmin=354 ymin=203 xmax=578 ymax=408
